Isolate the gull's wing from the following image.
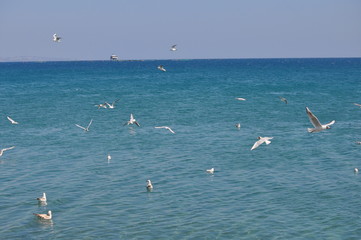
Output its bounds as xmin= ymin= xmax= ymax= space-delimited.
xmin=135 ymin=121 xmax=140 ymax=127
xmin=105 ymin=102 xmax=111 ymax=108
xmin=87 ymin=119 xmax=93 ymax=129
xmin=306 ymin=107 xmax=322 ymax=128
xmin=155 ymin=126 xmax=166 ymax=129
xmin=130 ymin=114 xmax=135 ymax=121
xmin=167 ymin=127 xmax=175 ymax=134
xmin=324 ymin=120 xmax=335 ymax=127
xmin=2 ymin=146 xmax=15 ymax=152
xmin=7 ymin=116 xmax=17 ymax=123
xmin=251 ymin=139 xmax=265 ymax=151
xmin=172 ymin=45 xmax=177 ymax=48
xmin=75 ymin=124 xmax=86 ymax=130
xmin=354 ymin=103 xmax=361 ymax=107
xmin=112 ymin=99 xmax=120 ymax=105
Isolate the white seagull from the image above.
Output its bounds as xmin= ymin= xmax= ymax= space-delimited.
xmin=356 ymin=141 xmax=361 ymax=145
xmin=53 ymin=33 xmax=61 ymax=42
xmin=36 ymin=193 xmax=47 ymax=202
xmin=354 ymin=103 xmax=361 ymax=108
xmin=155 ymin=126 xmax=175 ymax=134
xmin=235 ymin=123 xmax=241 ymax=129
xmin=170 ymin=45 xmax=177 ymax=51
xmin=279 ymin=96 xmax=288 ymax=104
xmin=354 ymin=168 xmax=359 ymax=174
xmin=107 ymin=153 xmax=112 ymax=161
xmin=157 ymin=65 xmax=166 ymax=72
xmin=33 ymin=210 xmax=52 ymax=220
xmin=0 ymin=146 xmax=15 ymax=157
xmin=235 ymin=97 xmax=246 ymax=101
xmin=7 ymin=116 xmax=19 ymax=124
xmin=124 ymin=114 xmax=140 ymax=127
xmin=75 ymin=119 xmax=93 ymax=132
xmin=251 ymin=137 xmax=273 ymax=151
xmin=105 ymin=99 xmax=120 ymax=109
xmin=146 ymin=180 xmax=153 ymax=191
xmin=206 ymin=168 xmax=215 ymax=174
xmin=306 ymin=107 xmax=335 ymax=133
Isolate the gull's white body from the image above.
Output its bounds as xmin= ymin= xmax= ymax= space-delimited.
xmin=251 ymin=137 xmax=273 ymax=151
xmin=235 ymin=97 xmax=246 ymax=101
xmin=355 ymin=168 xmax=359 ymax=174
xmin=170 ymin=45 xmax=177 ymax=51
xmin=0 ymin=146 xmax=15 ymax=157
xmin=155 ymin=126 xmax=175 ymax=134
xmin=206 ymin=168 xmax=214 ymax=174
xmin=107 ymin=153 xmax=111 ymax=161
xmin=125 ymin=114 xmax=140 ymax=127
xmin=146 ymin=180 xmax=153 ymax=191
xmin=7 ymin=116 xmax=19 ymax=124
xmin=306 ymin=107 xmax=335 ymax=133
xmin=105 ymin=99 xmax=119 ymax=109
xmin=235 ymin=123 xmax=241 ymax=129
xmin=34 ymin=210 xmax=52 ymax=220
xmin=157 ymin=65 xmax=166 ymax=72
xmin=75 ymin=119 xmax=93 ymax=132
xmin=53 ymin=34 xmax=61 ymax=42
xmin=36 ymin=192 xmax=47 ymax=202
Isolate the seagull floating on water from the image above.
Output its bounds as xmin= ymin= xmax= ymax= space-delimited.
xmin=170 ymin=45 xmax=177 ymax=51
xmin=305 ymin=107 xmax=335 ymax=133
xmin=33 ymin=210 xmax=52 ymax=220
xmin=354 ymin=168 xmax=359 ymax=174
xmin=235 ymin=123 xmax=241 ymax=129
xmin=7 ymin=116 xmax=19 ymax=124
xmin=146 ymin=180 xmax=153 ymax=191
xmin=36 ymin=193 xmax=47 ymax=203
xmin=75 ymin=119 xmax=93 ymax=132
xmin=0 ymin=146 xmax=15 ymax=157
xmin=155 ymin=126 xmax=175 ymax=134
xmin=157 ymin=65 xmax=166 ymax=72
xmin=53 ymin=33 xmax=61 ymax=42
xmin=279 ymin=96 xmax=288 ymax=104
xmin=124 ymin=114 xmax=140 ymax=127
xmin=235 ymin=97 xmax=246 ymax=101
xmin=251 ymin=137 xmax=273 ymax=151
xmin=105 ymin=99 xmax=120 ymax=109
xmin=206 ymin=168 xmax=215 ymax=174
xmin=107 ymin=153 xmax=112 ymax=161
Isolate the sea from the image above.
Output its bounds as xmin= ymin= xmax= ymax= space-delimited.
xmin=0 ymin=58 xmax=361 ymax=239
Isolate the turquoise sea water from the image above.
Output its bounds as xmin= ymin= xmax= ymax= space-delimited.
xmin=1 ymin=58 xmax=361 ymax=239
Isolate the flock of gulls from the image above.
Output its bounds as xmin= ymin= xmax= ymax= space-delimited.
xmin=2 ymin=34 xmax=359 ymax=222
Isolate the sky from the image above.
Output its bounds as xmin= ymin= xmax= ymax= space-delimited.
xmin=0 ymin=0 xmax=361 ymax=61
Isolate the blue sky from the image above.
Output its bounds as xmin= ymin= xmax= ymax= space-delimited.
xmin=0 ymin=0 xmax=360 ymax=61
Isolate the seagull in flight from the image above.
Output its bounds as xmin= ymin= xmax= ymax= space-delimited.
xmin=251 ymin=137 xmax=273 ymax=151
xmin=124 ymin=114 xmax=140 ymax=127
xmin=170 ymin=45 xmax=177 ymax=51
xmin=157 ymin=65 xmax=166 ymax=72
xmin=235 ymin=97 xmax=246 ymax=101
xmin=36 ymin=193 xmax=47 ymax=203
xmin=305 ymin=107 xmax=335 ymax=133
xmin=53 ymin=33 xmax=61 ymax=42
xmin=0 ymin=146 xmax=15 ymax=157
xmin=105 ymin=99 xmax=120 ymax=109
xmin=75 ymin=119 xmax=93 ymax=132
xmin=146 ymin=180 xmax=153 ymax=191
xmin=7 ymin=116 xmax=19 ymax=124
xmin=155 ymin=126 xmax=175 ymax=134
xmin=33 ymin=210 xmax=52 ymax=220
xmin=354 ymin=103 xmax=361 ymax=108
xmin=279 ymin=96 xmax=288 ymax=104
